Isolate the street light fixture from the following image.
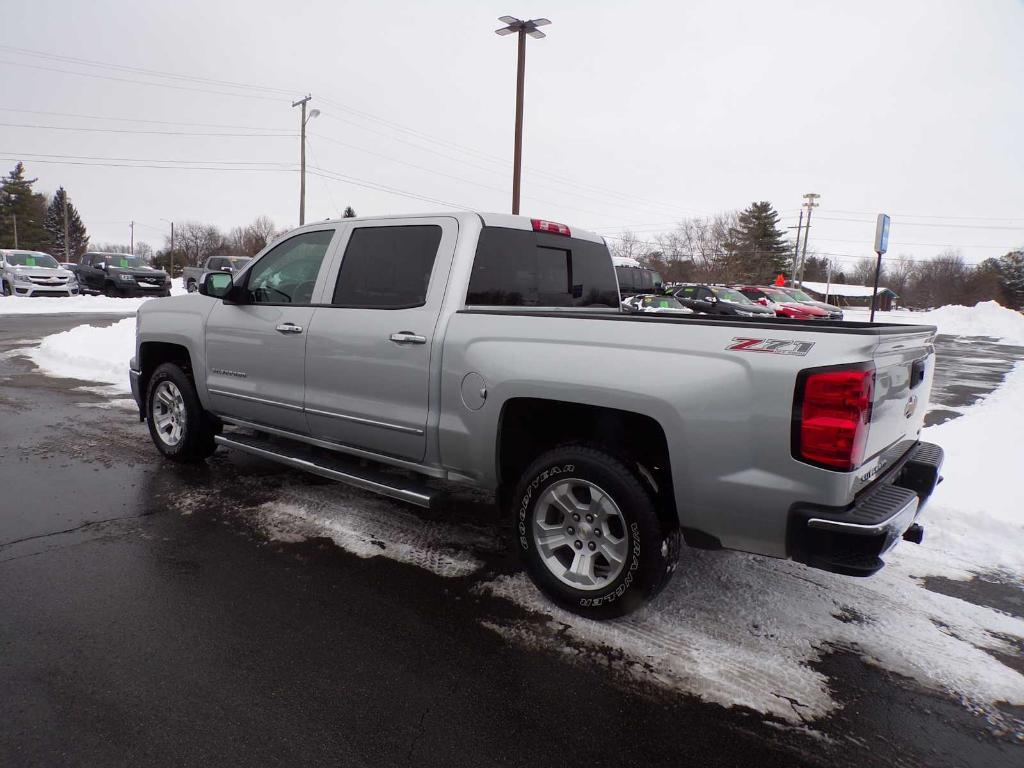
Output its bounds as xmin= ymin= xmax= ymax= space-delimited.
xmin=494 ymin=15 xmax=551 ymax=215
xmin=292 ymin=95 xmax=319 ymax=225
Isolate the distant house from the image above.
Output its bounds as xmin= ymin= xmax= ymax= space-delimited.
xmin=800 ymin=281 xmax=899 ymax=311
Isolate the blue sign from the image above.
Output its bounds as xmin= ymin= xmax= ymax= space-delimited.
xmin=874 ymin=214 xmax=891 ymax=255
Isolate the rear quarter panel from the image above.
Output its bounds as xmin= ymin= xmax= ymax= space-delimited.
xmin=439 ymin=313 xmax=910 ymax=558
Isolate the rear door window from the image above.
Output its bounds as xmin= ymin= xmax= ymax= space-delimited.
xmin=468 ymin=227 xmax=618 ymax=307
xmin=331 ymin=225 xmax=442 ymax=308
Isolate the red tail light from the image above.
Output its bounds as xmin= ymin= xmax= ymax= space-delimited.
xmin=793 ymin=366 xmax=874 ymax=471
xmin=532 ymin=219 xmax=571 ymax=236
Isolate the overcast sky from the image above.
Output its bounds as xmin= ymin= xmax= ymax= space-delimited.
xmin=2 ymin=0 xmax=1022 ymax=271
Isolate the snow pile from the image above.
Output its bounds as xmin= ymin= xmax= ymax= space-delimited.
xmin=255 ymin=484 xmax=498 ymax=578
xmin=0 ymin=277 xmax=186 ymax=315
xmin=25 ymin=318 xmax=135 ymax=389
xmin=846 ymin=301 xmax=1024 ymax=343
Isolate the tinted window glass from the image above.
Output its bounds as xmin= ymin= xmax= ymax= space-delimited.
xmin=331 ymin=225 xmax=442 ymax=308
xmin=207 ymin=257 xmax=225 ymax=270
xmin=245 ymin=229 xmax=333 ymax=304
xmin=468 ymin=228 xmax=618 ymax=307
xmin=639 ymin=269 xmax=654 ymax=291
xmin=677 ymin=286 xmax=696 ymax=298
xmin=615 ymin=266 xmax=634 ymax=291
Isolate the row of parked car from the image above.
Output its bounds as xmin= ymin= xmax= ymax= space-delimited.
xmin=0 ymin=249 xmax=255 ymax=299
xmin=613 ymin=260 xmax=844 ymax=321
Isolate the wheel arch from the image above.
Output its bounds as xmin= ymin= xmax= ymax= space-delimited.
xmin=138 ymin=341 xmax=193 ymax=417
xmin=496 ymin=397 xmax=679 ymax=534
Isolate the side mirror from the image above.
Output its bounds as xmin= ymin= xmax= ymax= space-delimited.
xmin=758 ymin=298 xmax=769 ymax=306
xmin=97 ymin=262 xmax=107 ymax=271
xmin=708 ymin=295 xmax=718 ymax=304
xmin=199 ymin=271 xmax=233 ymax=299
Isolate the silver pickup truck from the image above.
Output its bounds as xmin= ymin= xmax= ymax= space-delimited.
xmin=130 ymin=212 xmax=944 ymax=618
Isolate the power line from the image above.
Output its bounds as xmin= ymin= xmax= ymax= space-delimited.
xmin=8 ymin=151 xmax=295 ymax=166
xmin=0 ymin=121 xmax=293 ymax=137
xmin=0 ymin=106 xmax=292 ymax=132
xmin=815 ymin=216 xmax=1024 ymax=231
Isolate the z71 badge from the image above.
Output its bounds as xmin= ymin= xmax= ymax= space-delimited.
xmin=727 ymin=337 xmax=815 ymax=356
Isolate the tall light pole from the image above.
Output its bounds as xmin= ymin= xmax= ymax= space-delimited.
xmin=292 ymin=95 xmax=319 ymax=226
xmin=495 ymin=16 xmax=551 ymax=215
xmin=788 ymin=209 xmax=803 ymax=287
xmin=797 ymin=193 xmax=820 ymax=286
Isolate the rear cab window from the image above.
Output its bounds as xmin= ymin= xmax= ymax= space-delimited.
xmin=467 ymin=227 xmax=618 ymax=308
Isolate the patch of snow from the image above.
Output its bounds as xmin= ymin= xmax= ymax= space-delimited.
xmin=477 ymin=363 xmax=1024 ymax=725
xmin=0 ymin=277 xmax=186 ymax=315
xmin=254 ymin=484 xmax=497 ymax=578
xmin=845 ymin=301 xmax=1024 ymax=344
xmin=25 ymin=318 xmax=135 ymax=391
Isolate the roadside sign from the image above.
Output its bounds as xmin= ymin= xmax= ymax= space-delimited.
xmin=874 ymin=213 xmax=891 ymax=255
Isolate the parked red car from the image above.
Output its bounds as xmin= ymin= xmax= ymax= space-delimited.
xmin=733 ymin=285 xmax=830 ymax=319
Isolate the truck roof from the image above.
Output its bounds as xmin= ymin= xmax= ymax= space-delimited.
xmin=307 ymin=211 xmax=607 ymax=245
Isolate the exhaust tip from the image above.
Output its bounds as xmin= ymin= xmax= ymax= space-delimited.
xmin=903 ymin=523 xmax=925 ymax=545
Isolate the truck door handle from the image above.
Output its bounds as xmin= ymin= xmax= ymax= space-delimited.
xmin=275 ymin=323 xmax=304 ymax=334
xmin=389 ymin=332 xmax=426 ymax=345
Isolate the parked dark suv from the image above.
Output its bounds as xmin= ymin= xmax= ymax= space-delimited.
xmin=76 ymin=252 xmax=171 ymax=297
xmin=671 ymin=284 xmax=775 ymax=317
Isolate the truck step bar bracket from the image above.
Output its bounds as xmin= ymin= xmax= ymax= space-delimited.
xmin=214 ymin=429 xmax=437 ymax=508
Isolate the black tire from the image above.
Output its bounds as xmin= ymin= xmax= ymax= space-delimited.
xmin=513 ymin=444 xmax=680 ymax=619
xmin=103 ymin=281 xmax=119 ymax=298
xmin=186 ymin=279 xmax=197 ymax=293
xmin=145 ymin=362 xmax=218 ymax=462
xmin=1 ymin=280 xmax=11 ymax=297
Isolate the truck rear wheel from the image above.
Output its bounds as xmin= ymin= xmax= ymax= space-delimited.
xmin=146 ymin=363 xmax=217 ymax=462
xmin=512 ymin=445 xmax=679 ymax=619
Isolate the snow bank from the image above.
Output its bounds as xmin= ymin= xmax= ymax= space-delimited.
xmin=0 ymin=277 xmax=187 ymax=315
xmin=25 ymin=318 xmax=135 ymax=389
xmin=846 ymin=301 xmax=1024 ymax=344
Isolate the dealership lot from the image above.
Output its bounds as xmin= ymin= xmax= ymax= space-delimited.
xmin=1 ymin=313 xmax=1022 ymax=768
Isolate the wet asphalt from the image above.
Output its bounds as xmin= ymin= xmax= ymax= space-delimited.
xmin=0 ymin=314 xmax=1022 ymax=768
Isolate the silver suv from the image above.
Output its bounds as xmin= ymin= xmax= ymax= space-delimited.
xmin=0 ymin=249 xmax=80 ymax=297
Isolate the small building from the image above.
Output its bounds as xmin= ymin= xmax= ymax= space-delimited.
xmin=800 ymin=281 xmax=899 ymax=311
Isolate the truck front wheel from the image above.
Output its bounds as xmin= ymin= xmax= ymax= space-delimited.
xmin=146 ymin=363 xmax=217 ymax=462
xmin=513 ymin=445 xmax=679 ymax=619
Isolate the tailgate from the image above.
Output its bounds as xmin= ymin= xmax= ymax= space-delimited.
xmin=862 ymin=326 xmax=937 ymax=468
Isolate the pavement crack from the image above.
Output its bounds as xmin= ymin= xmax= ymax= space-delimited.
xmin=0 ymin=512 xmax=152 ymax=550
xmin=406 ymin=706 xmax=430 ymax=760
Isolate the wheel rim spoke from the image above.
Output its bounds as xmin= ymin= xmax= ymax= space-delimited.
xmin=151 ymin=381 xmax=185 ymax=447
xmin=532 ymin=478 xmax=629 ymax=591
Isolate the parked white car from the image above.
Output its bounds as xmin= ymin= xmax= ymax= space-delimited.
xmin=0 ymin=250 xmax=80 ymax=297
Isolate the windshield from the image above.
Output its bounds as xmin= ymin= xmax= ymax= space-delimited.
xmin=785 ymin=287 xmax=814 ymax=302
xmin=641 ymin=296 xmax=684 ymax=309
xmin=762 ymin=288 xmax=796 ymax=303
xmin=712 ymin=287 xmax=753 ymax=304
xmin=6 ymin=251 xmax=60 ymax=269
xmin=96 ymin=254 xmax=150 ymax=269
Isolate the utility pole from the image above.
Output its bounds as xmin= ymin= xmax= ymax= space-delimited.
xmin=11 ymin=213 xmax=17 ymax=249
xmin=788 ymin=209 xmax=804 ymax=287
xmin=62 ymin=192 xmax=70 ymax=262
xmin=495 ymin=16 xmax=551 ymax=215
xmin=130 ymin=220 xmax=135 ymax=253
xmin=797 ymin=193 xmax=820 ymax=286
xmin=292 ymin=95 xmax=319 ymax=226
xmin=162 ymin=219 xmax=175 ymax=278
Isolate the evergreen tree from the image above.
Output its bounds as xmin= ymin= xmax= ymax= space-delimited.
xmin=994 ymin=250 xmax=1024 ymax=309
xmin=0 ymin=162 xmax=50 ymax=251
xmin=724 ymin=201 xmax=791 ymax=283
xmin=44 ymin=187 xmax=90 ymax=261
xmin=343 ymin=206 xmax=357 ymax=218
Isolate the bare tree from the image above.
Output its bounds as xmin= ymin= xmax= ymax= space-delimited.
xmin=171 ymin=222 xmax=224 ymax=267
xmin=852 ymin=256 xmax=881 ymax=286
